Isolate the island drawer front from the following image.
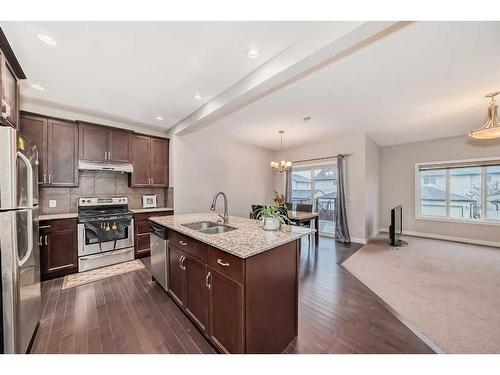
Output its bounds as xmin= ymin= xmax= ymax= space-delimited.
xmin=207 ymin=247 xmax=244 ymax=283
xmin=168 ymin=230 xmax=207 ymax=263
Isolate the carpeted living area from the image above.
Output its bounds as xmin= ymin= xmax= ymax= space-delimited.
xmin=342 ymin=235 xmax=500 ymax=354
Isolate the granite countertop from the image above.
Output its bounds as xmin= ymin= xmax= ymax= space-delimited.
xmin=150 ymin=212 xmax=313 ymax=259
xmin=39 ymin=213 xmax=79 ymax=221
xmin=130 ymin=207 xmax=174 ymax=214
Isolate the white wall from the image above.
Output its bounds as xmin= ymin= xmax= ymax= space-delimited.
xmin=274 ymin=132 xmax=368 ymax=243
xmin=171 ymin=128 xmax=275 ymax=218
xmin=364 ymin=135 xmax=380 ymax=241
xmin=380 ymin=135 xmax=500 ymax=246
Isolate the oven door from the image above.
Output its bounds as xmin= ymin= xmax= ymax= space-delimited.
xmin=78 ymin=219 xmax=134 ymax=257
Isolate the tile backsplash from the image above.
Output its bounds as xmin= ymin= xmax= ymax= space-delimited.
xmin=39 ymin=171 xmax=173 ymax=214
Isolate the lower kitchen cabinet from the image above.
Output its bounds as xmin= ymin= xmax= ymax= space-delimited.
xmin=163 ymin=228 xmax=297 ymax=354
xmin=184 ymin=253 xmax=209 ymax=334
xmin=208 ymin=268 xmax=244 ymax=353
xmin=39 ymin=219 xmax=78 ymax=281
xmin=134 ymin=210 xmax=173 ymax=258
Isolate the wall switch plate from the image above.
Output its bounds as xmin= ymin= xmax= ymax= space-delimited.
xmin=49 ymin=199 xmax=57 ymax=208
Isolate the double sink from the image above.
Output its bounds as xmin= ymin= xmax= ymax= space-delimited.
xmin=182 ymin=221 xmax=237 ymax=234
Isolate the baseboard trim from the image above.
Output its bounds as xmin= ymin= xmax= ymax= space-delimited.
xmin=350 ymin=237 xmax=367 ymax=244
xmin=378 ymin=228 xmax=500 ymax=248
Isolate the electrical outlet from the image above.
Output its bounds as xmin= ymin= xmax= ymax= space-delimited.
xmin=49 ymin=199 xmax=57 ymax=208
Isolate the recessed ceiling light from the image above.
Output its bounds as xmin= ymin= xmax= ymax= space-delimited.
xmin=37 ymin=34 xmax=57 ymax=46
xmin=303 ymin=116 xmax=312 ymax=122
xmin=30 ymin=83 xmax=45 ymax=91
xmin=155 ymin=116 xmax=164 ymax=121
xmin=247 ymin=49 xmax=259 ymax=59
xmin=193 ymin=94 xmax=203 ymax=101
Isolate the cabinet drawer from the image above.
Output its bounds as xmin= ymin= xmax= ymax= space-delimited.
xmin=39 ymin=218 xmax=77 ymax=232
xmin=208 ymin=247 xmax=244 ymax=283
xmin=168 ymin=230 xmax=207 ymax=263
xmin=137 ymin=220 xmax=150 ymax=235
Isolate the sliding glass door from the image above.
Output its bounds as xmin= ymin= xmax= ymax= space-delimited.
xmin=290 ymin=164 xmax=337 ymax=237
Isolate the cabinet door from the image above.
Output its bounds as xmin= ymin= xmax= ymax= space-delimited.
xmin=150 ymin=138 xmax=168 ymax=187
xmin=129 ymin=135 xmax=150 ymax=187
xmin=78 ymin=122 xmax=108 ymax=162
xmin=47 ymin=119 xmax=78 ymax=187
xmin=41 ymin=228 xmax=77 ymax=280
xmin=20 ymin=114 xmax=48 ymax=185
xmin=209 ymin=269 xmax=244 ymax=353
xmin=184 ymin=255 xmax=209 ymax=334
xmin=108 ymin=129 xmax=130 ymax=163
xmin=0 ymin=54 xmax=19 ymax=129
xmin=168 ymin=244 xmax=185 ymax=306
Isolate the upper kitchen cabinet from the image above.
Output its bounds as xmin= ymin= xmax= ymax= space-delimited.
xmin=129 ymin=135 xmax=169 ymax=187
xmin=0 ymin=28 xmax=26 ymax=129
xmin=79 ymin=121 xmax=131 ymax=163
xmin=20 ymin=112 xmax=78 ymax=187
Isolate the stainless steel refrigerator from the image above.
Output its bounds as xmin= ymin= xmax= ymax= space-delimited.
xmin=0 ymin=126 xmax=41 ymax=354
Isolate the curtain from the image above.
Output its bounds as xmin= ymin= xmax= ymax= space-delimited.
xmin=335 ymin=154 xmax=351 ymax=243
xmin=284 ymin=171 xmax=292 ymax=203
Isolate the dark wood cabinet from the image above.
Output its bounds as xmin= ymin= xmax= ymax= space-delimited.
xmin=163 ymin=228 xmax=299 ymax=354
xmin=39 ymin=219 xmax=78 ymax=281
xmin=134 ymin=210 xmax=173 ymax=258
xmin=78 ymin=122 xmax=109 ymax=162
xmin=0 ymin=28 xmax=25 ymax=129
xmin=20 ymin=113 xmax=78 ymax=187
xmin=108 ymin=128 xmax=130 ymax=163
xmin=184 ymin=254 xmax=209 ymax=334
xmin=79 ymin=122 xmax=131 ymax=163
xmin=209 ymin=269 xmax=244 ymax=353
xmin=168 ymin=244 xmax=186 ymax=306
xmin=129 ymin=135 xmax=150 ymax=187
xmin=130 ymin=135 xmax=169 ymax=187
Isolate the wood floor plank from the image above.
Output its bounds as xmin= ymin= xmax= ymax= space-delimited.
xmin=31 ymin=237 xmax=432 ymax=354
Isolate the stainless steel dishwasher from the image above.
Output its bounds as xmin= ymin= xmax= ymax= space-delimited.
xmin=150 ymin=222 xmax=168 ymax=292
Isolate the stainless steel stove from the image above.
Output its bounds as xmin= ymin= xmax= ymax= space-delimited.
xmin=77 ymin=196 xmax=134 ymax=272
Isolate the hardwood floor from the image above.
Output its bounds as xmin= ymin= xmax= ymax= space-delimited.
xmin=31 ymin=237 xmax=433 ymax=354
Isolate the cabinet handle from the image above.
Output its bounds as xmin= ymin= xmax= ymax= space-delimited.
xmin=108 ymin=151 xmax=111 ymax=160
xmin=48 ymin=174 xmax=52 ymax=184
xmin=43 ymin=174 xmax=47 ymax=184
xmin=179 ymin=255 xmax=186 ymax=270
xmin=206 ymin=272 xmax=211 ymax=289
xmin=39 ymin=236 xmax=43 ymax=246
xmin=44 ymin=235 xmax=48 ymax=246
xmin=216 ymin=259 xmax=229 ymax=267
xmin=39 ymin=225 xmax=51 ymax=229
xmin=179 ymin=240 xmax=187 ymax=246
xmin=151 ymin=177 xmax=153 ymax=185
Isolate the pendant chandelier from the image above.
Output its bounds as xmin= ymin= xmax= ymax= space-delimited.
xmin=270 ymin=130 xmax=292 ymax=173
xmin=469 ymin=91 xmax=500 ymax=140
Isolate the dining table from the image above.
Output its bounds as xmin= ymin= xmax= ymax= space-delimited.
xmin=287 ymin=210 xmax=320 ymax=247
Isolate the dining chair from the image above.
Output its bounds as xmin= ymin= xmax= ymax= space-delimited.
xmin=250 ymin=204 xmax=263 ymax=219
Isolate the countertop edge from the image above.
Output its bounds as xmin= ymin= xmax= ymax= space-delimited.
xmin=149 ymin=216 xmax=311 ymax=259
xmin=39 ymin=213 xmax=79 ymax=221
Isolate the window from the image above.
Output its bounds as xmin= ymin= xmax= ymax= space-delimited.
xmin=416 ymin=159 xmax=500 ymax=223
xmin=291 ymin=164 xmax=337 ymax=236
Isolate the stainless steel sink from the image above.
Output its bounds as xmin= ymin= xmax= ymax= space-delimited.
xmin=182 ymin=221 xmax=237 ymax=234
xmin=182 ymin=221 xmax=219 ymax=230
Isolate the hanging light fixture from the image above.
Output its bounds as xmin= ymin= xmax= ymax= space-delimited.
xmin=469 ymin=91 xmax=500 ymax=139
xmin=270 ymin=130 xmax=292 ymax=173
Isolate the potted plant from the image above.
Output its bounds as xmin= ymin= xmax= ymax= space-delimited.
xmin=255 ymin=204 xmax=290 ymax=231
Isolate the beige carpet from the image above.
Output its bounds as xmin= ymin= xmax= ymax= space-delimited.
xmin=342 ymin=235 xmax=500 ymax=354
xmin=62 ymin=260 xmax=145 ymax=290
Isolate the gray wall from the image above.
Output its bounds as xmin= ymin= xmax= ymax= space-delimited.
xmin=39 ymin=171 xmax=172 ymax=214
xmin=380 ymin=135 xmax=500 ymax=245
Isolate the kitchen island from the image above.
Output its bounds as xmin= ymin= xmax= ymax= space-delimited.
xmin=150 ymin=212 xmax=312 ymax=354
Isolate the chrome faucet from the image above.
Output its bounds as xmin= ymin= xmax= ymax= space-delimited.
xmin=210 ymin=192 xmax=229 ymax=224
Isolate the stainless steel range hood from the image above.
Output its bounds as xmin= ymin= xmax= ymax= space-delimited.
xmin=78 ymin=160 xmax=134 ymax=173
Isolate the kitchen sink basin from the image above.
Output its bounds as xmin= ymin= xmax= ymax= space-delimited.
xmin=182 ymin=221 xmax=237 ymax=234
xmin=182 ymin=221 xmax=219 ymax=230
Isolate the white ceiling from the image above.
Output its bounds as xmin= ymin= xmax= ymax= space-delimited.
xmin=210 ymin=21 xmax=500 ymax=148
xmin=1 ymin=21 xmax=323 ymax=130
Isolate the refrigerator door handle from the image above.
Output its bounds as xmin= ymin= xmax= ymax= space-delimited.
xmin=18 ymin=210 xmax=34 ymax=268
xmin=17 ymin=151 xmax=34 ymax=208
